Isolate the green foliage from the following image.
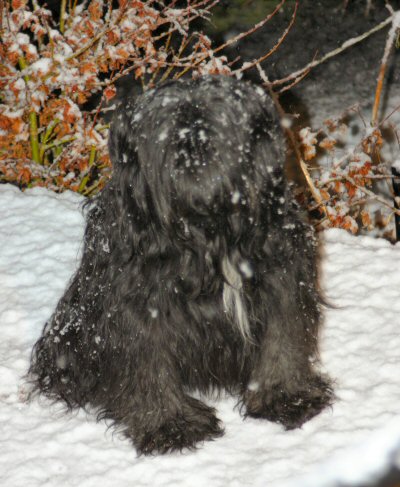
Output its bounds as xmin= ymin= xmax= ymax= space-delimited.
xmin=208 ymin=0 xmax=293 ymax=32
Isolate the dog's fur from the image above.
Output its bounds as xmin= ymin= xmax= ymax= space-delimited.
xmin=29 ymin=76 xmax=333 ymax=455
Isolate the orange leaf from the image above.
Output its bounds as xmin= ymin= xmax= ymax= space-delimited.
xmin=323 ymin=119 xmax=337 ymax=132
xmin=319 ymin=137 xmax=336 ymax=151
xmin=345 ymin=182 xmax=356 ymax=198
xmin=303 ymin=146 xmax=316 ymax=161
xmin=135 ymin=66 xmax=144 ymax=78
xmin=104 ymin=86 xmax=116 ymax=101
xmin=372 ymin=129 xmax=383 ymax=146
xmin=18 ymin=166 xmax=31 ymax=184
xmin=76 ymin=91 xmax=88 ymax=104
xmin=79 ymin=62 xmax=97 ymax=74
xmin=10 ymin=118 xmax=23 ymax=133
xmin=106 ymin=31 xmax=120 ymax=44
xmin=320 ymin=189 xmax=330 ymax=201
xmin=12 ymin=0 xmax=27 ymax=9
xmin=116 ymin=48 xmax=129 ymax=59
xmin=0 ymin=115 xmax=11 ymax=131
xmin=334 ymin=181 xmax=344 ymax=193
xmin=63 ymin=103 xmax=77 ymax=124
xmin=361 ymin=210 xmax=372 ymax=228
xmin=88 ymin=1 xmax=103 ymax=21
xmin=342 ymin=216 xmax=358 ymax=234
xmin=7 ymin=50 xmax=20 ymax=65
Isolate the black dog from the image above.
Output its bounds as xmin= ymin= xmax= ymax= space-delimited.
xmin=29 ymin=76 xmax=333 ymax=455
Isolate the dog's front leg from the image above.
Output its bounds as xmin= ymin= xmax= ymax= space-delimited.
xmin=104 ymin=311 xmax=224 ymax=455
xmin=242 ymin=225 xmax=333 ymax=429
xmin=243 ymin=314 xmax=333 ymax=430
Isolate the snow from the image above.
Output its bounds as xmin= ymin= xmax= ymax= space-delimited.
xmin=158 ymin=130 xmax=168 ymax=142
xmin=16 ymin=33 xmax=30 ymax=46
xmin=239 ymin=260 xmax=253 ymax=279
xmin=161 ymin=96 xmax=177 ymax=107
xmin=280 ymin=116 xmax=293 ymax=129
xmin=179 ymin=128 xmax=190 ymax=138
xmin=392 ymin=158 xmax=400 ymax=172
xmin=198 ymin=129 xmax=207 ymax=142
xmin=1 ymin=183 xmax=400 ymax=486
xmin=231 ymin=190 xmax=241 ymax=204
xmin=30 ymin=58 xmax=53 ymax=76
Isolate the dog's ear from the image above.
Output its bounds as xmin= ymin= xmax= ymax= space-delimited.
xmin=108 ymin=100 xmax=137 ymax=168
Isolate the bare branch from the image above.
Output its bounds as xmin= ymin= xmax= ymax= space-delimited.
xmin=371 ymin=10 xmax=400 ymax=125
xmin=344 ymin=174 xmax=400 ymax=216
xmin=271 ymin=12 xmax=394 ymax=89
xmin=175 ymin=0 xmax=288 ymax=79
xmin=256 ymin=63 xmax=328 ymax=217
xmin=232 ymin=0 xmax=298 ymax=76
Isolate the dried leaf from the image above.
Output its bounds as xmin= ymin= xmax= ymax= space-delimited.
xmin=104 ymin=86 xmax=116 ymax=101
xmin=361 ymin=210 xmax=372 ymax=228
xmin=12 ymin=0 xmax=27 ymax=9
xmin=319 ymin=137 xmax=336 ymax=151
xmin=342 ymin=216 xmax=358 ymax=234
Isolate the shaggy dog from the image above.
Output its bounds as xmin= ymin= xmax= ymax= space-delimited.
xmin=29 ymin=76 xmax=333 ymax=455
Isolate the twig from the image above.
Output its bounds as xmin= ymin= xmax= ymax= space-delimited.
xmin=371 ymin=9 xmax=400 ymax=125
xmin=59 ymin=0 xmax=67 ymax=34
xmin=175 ymin=0 xmax=287 ymax=79
xmin=78 ymin=145 xmax=97 ymax=192
xmin=256 ymin=64 xmax=328 ymax=217
xmin=18 ymin=56 xmax=40 ymax=164
xmin=39 ymin=118 xmax=60 ymax=162
xmin=98 ymin=56 xmax=153 ymax=88
xmin=44 ymin=136 xmax=77 ymax=152
xmin=65 ymin=27 xmax=111 ymax=62
xmin=344 ymin=174 xmax=400 ymax=216
xmin=65 ymin=1 xmax=126 ymax=62
xmin=331 ymin=149 xmax=360 ymax=170
xmin=232 ymin=0 xmax=298 ymax=76
xmin=278 ymin=65 xmax=311 ymax=94
xmin=161 ymin=33 xmax=194 ymax=83
xmin=322 ymin=174 xmax=394 ymax=185
xmin=380 ymin=102 xmax=400 ymax=125
xmin=366 ymin=0 xmax=373 ymax=16
xmin=82 ymin=177 xmax=103 ymax=196
xmin=271 ymin=12 xmax=395 ymax=89
xmin=147 ymin=1 xmax=220 ymax=42
xmin=150 ymin=31 xmax=173 ymax=85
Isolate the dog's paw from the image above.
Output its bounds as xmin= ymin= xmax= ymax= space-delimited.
xmin=134 ymin=398 xmax=224 ymax=455
xmin=243 ymin=375 xmax=334 ymax=430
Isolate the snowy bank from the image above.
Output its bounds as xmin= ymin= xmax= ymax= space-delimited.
xmin=0 ymin=184 xmax=400 ymax=487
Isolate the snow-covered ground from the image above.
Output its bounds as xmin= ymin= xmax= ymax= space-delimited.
xmin=1 ymin=183 xmax=400 ymax=487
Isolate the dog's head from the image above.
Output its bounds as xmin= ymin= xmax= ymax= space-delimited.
xmin=108 ymin=76 xmax=285 ymax=237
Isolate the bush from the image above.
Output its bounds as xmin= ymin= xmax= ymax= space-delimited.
xmin=0 ymin=0 xmax=235 ymax=194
